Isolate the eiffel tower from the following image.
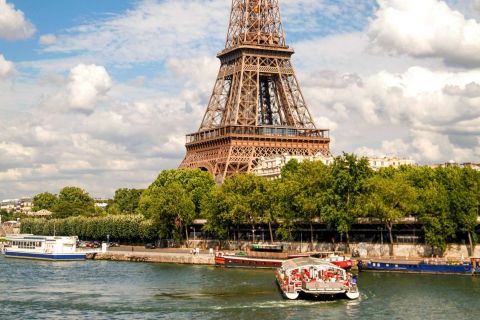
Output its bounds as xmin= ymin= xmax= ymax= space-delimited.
xmin=180 ymin=0 xmax=330 ymax=182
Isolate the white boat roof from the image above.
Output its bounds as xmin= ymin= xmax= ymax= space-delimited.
xmin=282 ymin=257 xmax=340 ymax=271
xmin=6 ymin=234 xmax=77 ymax=241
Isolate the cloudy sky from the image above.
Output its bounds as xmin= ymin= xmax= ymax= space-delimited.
xmin=1 ymin=0 xmax=480 ymax=199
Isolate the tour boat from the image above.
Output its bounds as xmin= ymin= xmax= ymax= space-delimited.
xmin=358 ymin=258 xmax=480 ymax=275
xmin=275 ymin=257 xmax=360 ymax=300
xmin=215 ymin=250 xmax=353 ymax=270
xmin=3 ymin=234 xmax=89 ymax=261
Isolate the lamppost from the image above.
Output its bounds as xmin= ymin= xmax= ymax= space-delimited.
xmin=252 ymin=227 xmax=256 ymax=244
xmin=377 ymin=227 xmax=383 ymax=245
xmin=190 ymin=226 xmax=196 ymax=248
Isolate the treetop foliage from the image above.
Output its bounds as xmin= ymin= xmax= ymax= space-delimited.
xmin=27 ymin=157 xmax=480 ymax=253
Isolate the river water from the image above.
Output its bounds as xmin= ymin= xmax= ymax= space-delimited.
xmin=1 ymin=255 xmax=480 ymax=319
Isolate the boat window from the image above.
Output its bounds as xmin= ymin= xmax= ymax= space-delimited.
xmin=14 ymin=241 xmax=38 ymax=249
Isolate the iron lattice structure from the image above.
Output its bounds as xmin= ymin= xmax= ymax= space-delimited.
xmin=180 ymin=0 xmax=330 ymax=182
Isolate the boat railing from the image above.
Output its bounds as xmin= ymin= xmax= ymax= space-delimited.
xmin=303 ymin=281 xmax=345 ymax=291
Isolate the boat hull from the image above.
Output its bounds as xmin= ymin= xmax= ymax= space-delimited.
xmin=277 ymin=281 xmax=358 ymax=301
xmin=5 ymin=251 xmax=86 ymax=261
xmin=358 ymin=260 xmax=476 ymax=275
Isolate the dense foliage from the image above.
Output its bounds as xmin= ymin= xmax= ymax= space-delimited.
xmin=20 ymin=215 xmax=155 ymax=242
xmin=202 ymin=155 xmax=480 ymax=254
xmin=107 ymin=188 xmax=144 ymax=214
xmin=32 ymin=192 xmax=58 ymax=212
xmin=25 ymin=155 xmax=480 ymax=254
xmin=137 ymin=169 xmax=215 ymax=240
xmin=52 ymin=187 xmax=96 ymax=218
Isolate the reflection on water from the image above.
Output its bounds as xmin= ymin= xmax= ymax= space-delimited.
xmin=1 ymin=255 xmax=480 ymax=319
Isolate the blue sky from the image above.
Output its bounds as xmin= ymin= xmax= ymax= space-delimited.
xmin=1 ymin=0 xmax=379 ymax=81
xmin=1 ymin=0 xmax=480 ymax=199
xmin=1 ymin=1 xmax=132 ymax=59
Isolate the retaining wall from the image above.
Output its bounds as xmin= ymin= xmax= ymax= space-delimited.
xmin=87 ymin=251 xmax=215 ymax=265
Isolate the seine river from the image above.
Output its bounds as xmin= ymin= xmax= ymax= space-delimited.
xmin=1 ymin=255 xmax=480 ymax=319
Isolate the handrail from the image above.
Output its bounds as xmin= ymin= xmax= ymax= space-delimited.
xmin=186 ymin=125 xmax=330 ymax=143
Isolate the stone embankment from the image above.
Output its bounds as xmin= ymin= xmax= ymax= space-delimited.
xmin=86 ymin=247 xmax=215 ymax=265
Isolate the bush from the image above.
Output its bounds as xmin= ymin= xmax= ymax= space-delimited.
xmin=20 ymin=215 xmax=157 ymax=242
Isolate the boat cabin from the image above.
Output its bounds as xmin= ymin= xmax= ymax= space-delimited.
xmin=281 ymin=257 xmax=348 ymax=284
xmin=6 ymin=235 xmax=79 ymax=254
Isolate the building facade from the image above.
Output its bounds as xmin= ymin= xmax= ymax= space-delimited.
xmin=0 ymin=198 xmax=33 ymax=214
xmin=253 ymin=154 xmax=416 ymax=179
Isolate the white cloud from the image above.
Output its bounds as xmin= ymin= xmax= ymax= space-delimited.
xmin=301 ymin=65 xmax=480 ymax=163
xmin=40 ymin=0 xmax=228 ymax=66
xmin=0 ymin=58 xmax=209 ymax=198
xmin=293 ymin=32 xmax=441 ymax=76
xmin=39 ymin=33 xmax=56 ymax=45
xmin=368 ymin=0 xmax=480 ymax=67
xmin=35 ymin=0 xmax=375 ymax=71
xmin=0 ymin=0 xmax=35 ymax=40
xmin=0 ymin=54 xmax=15 ymax=77
xmin=355 ymin=130 xmax=480 ymax=164
xmin=67 ymin=64 xmax=112 ymax=111
xmin=474 ymin=0 xmax=480 ymax=11
xmin=315 ymin=116 xmax=338 ymax=131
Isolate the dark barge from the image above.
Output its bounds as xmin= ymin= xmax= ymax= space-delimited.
xmin=358 ymin=258 xmax=480 ymax=275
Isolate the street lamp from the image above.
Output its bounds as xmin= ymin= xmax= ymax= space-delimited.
xmin=377 ymin=227 xmax=383 ymax=245
xmin=190 ymin=226 xmax=196 ymax=247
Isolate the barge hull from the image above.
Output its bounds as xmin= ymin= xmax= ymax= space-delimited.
xmin=358 ymin=260 xmax=476 ymax=275
xmin=5 ymin=251 xmax=86 ymax=261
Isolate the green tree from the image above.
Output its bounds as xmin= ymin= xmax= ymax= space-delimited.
xmin=281 ymin=160 xmax=332 ymax=247
xmin=32 ymin=192 xmax=58 ymax=212
xmin=220 ymin=174 xmax=263 ymax=241
xmin=137 ymin=169 xmax=214 ymax=242
xmin=147 ymin=169 xmax=215 ymax=215
xmin=138 ymin=182 xmax=195 ymax=241
xmin=402 ymin=166 xmax=457 ymax=255
xmin=281 ymin=158 xmax=300 ymax=176
xmin=326 ymin=153 xmax=372 ymax=251
xmin=436 ymin=167 xmax=479 ymax=255
xmin=201 ymin=185 xmax=234 ymax=240
xmin=361 ymin=171 xmax=417 ymax=255
xmin=110 ymin=188 xmax=144 ymax=214
xmin=418 ymin=181 xmax=455 ymax=254
xmin=52 ymin=187 xmax=95 ymax=218
xmin=260 ymin=179 xmax=283 ymax=242
xmin=202 ymin=174 xmax=274 ymax=242
xmin=0 ymin=209 xmax=13 ymax=222
xmin=275 ymin=178 xmax=300 ymax=241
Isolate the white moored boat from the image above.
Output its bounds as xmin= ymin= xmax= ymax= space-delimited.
xmin=275 ymin=257 xmax=360 ymax=300
xmin=3 ymin=234 xmax=91 ymax=261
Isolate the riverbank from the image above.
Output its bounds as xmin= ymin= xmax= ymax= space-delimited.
xmin=86 ymin=246 xmax=215 ymax=265
xmin=83 ymin=241 xmax=480 ymax=267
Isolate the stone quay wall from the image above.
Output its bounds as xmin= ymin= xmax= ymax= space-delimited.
xmin=187 ymin=240 xmax=480 ymax=259
xmin=87 ymin=250 xmax=215 ymax=265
